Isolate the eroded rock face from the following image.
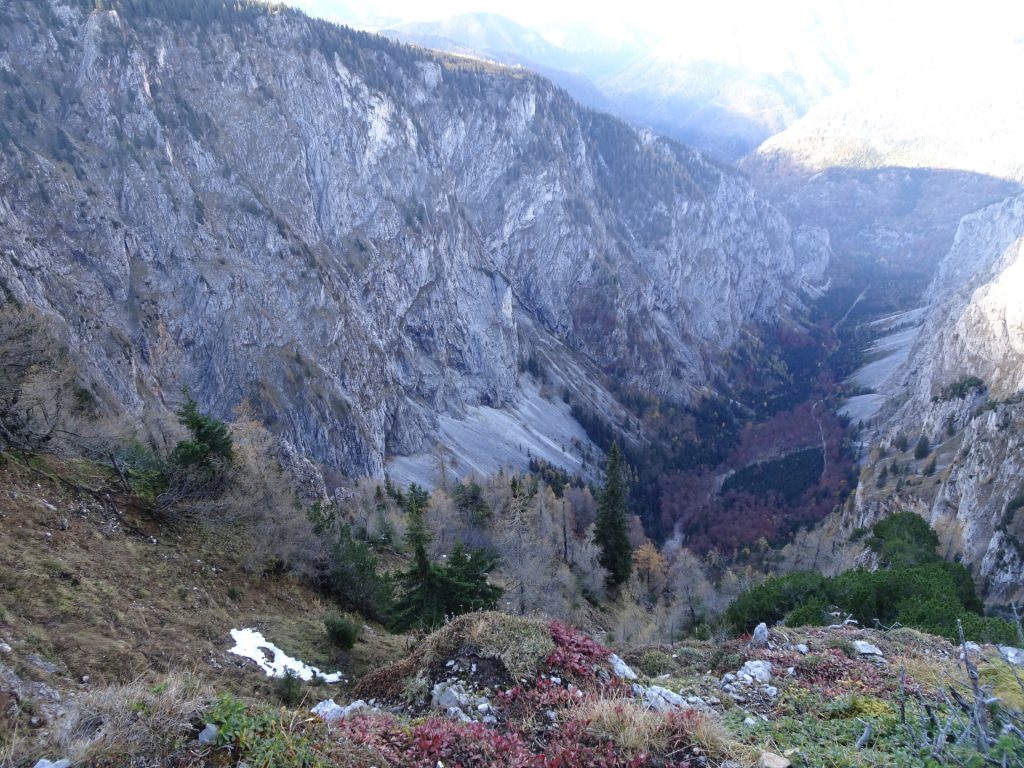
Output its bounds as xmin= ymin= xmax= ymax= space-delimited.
xmin=0 ymin=1 xmax=823 ymax=477
xmin=854 ymin=196 xmax=1024 ymax=607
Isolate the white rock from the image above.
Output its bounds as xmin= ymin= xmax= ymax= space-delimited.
xmin=740 ymin=660 xmax=773 ymax=683
xmin=999 ymin=646 xmax=1024 ymax=666
xmin=853 ymin=640 xmax=884 ymax=657
xmin=764 ymin=686 xmax=778 ymax=697
xmin=795 ymin=644 xmax=809 ymax=654
xmin=432 ymin=682 xmax=471 ymax=712
xmin=311 ymin=699 xmax=345 ymax=723
xmin=751 ymin=623 xmax=770 ymax=647
xmin=0 ymin=642 xmax=12 ymax=654
xmin=758 ymin=752 xmax=792 ymax=768
xmin=608 ymin=653 xmax=638 ymax=680
xmin=642 ymin=685 xmax=689 ymax=712
xmin=197 ymin=723 xmax=219 ymax=745
xmin=342 ymin=700 xmax=368 ymax=717
xmin=447 ymin=706 xmax=472 ymax=722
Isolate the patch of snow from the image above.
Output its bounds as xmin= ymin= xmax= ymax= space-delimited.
xmin=228 ymin=628 xmax=344 ymax=683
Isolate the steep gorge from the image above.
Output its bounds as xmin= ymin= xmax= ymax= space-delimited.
xmin=0 ymin=0 xmax=827 ymax=480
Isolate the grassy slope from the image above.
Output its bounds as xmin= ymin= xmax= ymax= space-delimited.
xmin=0 ymin=453 xmax=406 ymax=697
xmin=2 ymin=452 xmax=1022 ymax=767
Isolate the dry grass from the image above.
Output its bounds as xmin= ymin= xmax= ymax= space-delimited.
xmin=891 ymin=653 xmax=958 ymax=695
xmin=977 ymin=656 xmax=1024 ymax=711
xmin=354 ymin=611 xmax=556 ymax=701
xmin=572 ymin=695 xmax=751 ymax=764
xmin=687 ymin=710 xmax=752 ymax=764
xmin=4 ymin=672 xmax=208 ymax=767
xmin=576 ymin=696 xmax=673 ymax=755
xmin=0 ymin=454 xmax=406 ymax=701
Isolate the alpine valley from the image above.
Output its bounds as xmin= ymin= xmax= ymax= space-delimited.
xmin=1 ymin=2 xmax=1023 ymax=767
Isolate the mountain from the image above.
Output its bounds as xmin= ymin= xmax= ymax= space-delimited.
xmin=377 ymin=11 xmax=858 ymax=162
xmin=387 ymin=13 xmax=568 ymax=67
xmin=380 ymin=14 xmax=618 ymax=116
xmin=0 ymin=0 xmax=826 ymax=483
xmin=841 ymin=196 xmax=1024 ymax=608
xmin=597 ymin=26 xmax=857 ymax=162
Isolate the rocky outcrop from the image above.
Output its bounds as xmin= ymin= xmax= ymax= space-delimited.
xmin=852 ymin=196 xmax=1024 ymax=607
xmin=0 ymin=0 xmax=823 ymax=477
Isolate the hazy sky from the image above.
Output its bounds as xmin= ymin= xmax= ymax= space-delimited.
xmin=289 ymin=0 xmax=1024 ymax=73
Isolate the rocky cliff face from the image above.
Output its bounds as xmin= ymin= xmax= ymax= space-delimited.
xmin=852 ymin=196 xmax=1024 ymax=607
xmin=0 ymin=0 xmax=824 ymax=478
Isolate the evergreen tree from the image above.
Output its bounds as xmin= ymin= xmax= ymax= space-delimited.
xmin=443 ymin=542 xmax=503 ymax=614
xmin=389 ymin=485 xmax=502 ymax=632
xmin=593 ymin=442 xmax=632 ymax=588
xmin=403 ymin=482 xmax=431 ymax=552
xmin=170 ymin=393 xmax=233 ymax=469
xmin=914 ymin=435 xmax=931 ymax=460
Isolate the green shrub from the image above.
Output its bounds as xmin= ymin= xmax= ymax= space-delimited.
xmin=636 ymin=650 xmax=675 ymax=677
xmin=866 ymin=512 xmax=939 ymax=567
xmin=274 ymin=670 xmax=304 ymax=706
xmin=324 ymin=613 xmax=360 ymax=650
xmin=958 ymin=613 xmax=1020 ymax=646
xmin=725 ymin=571 xmax=829 ymax=633
xmin=937 ymin=376 xmax=985 ymax=401
xmin=785 ymin=601 xmax=828 ymax=627
xmin=726 ymin=514 xmax=1008 ymax=643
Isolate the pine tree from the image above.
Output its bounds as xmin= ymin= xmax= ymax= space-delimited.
xmin=170 ymin=393 xmax=233 ymax=468
xmin=389 ymin=485 xmax=502 ymax=632
xmin=593 ymin=442 xmax=632 ymax=588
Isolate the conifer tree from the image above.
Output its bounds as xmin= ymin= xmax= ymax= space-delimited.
xmin=390 ymin=484 xmax=502 ymax=632
xmin=594 ymin=442 xmax=632 ymax=588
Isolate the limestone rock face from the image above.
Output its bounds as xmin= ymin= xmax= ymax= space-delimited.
xmin=0 ymin=1 xmax=822 ymax=476
xmin=853 ymin=196 xmax=1024 ymax=606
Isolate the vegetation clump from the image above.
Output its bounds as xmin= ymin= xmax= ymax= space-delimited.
xmin=324 ymin=613 xmax=360 ymax=650
xmin=727 ymin=513 xmax=1018 ymax=644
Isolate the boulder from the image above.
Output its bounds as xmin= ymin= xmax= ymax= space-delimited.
xmin=608 ymin=653 xmax=638 ymax=680
xmin=758 ymin=752 xmax=791 ymax=768
xmin=197 ymin=723 xmax=219 ymax=746
xmin=432 ymin=681 xmax=471 ymax=711
xmin=311 ymin=699 xmax=345 ymax=723
xmin=642 ymin=685 xmax=689 ymax=712
xmin=740 ymin=660 xmax=773 ymax=684
xmin=751 ymin=623 xmax=770 ymax=648
xmin=853 ymin=640 xmax=884 ymax=657
xmin=999 ymin=646 xmax=1024 ymax=666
